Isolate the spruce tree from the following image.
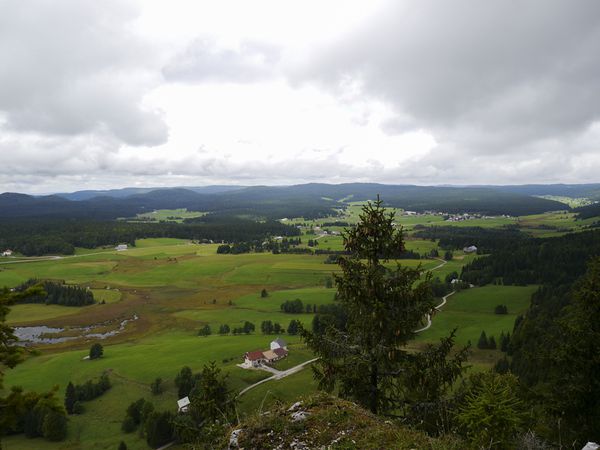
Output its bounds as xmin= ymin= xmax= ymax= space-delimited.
xmin=477 ymin=331 xmax=489 ymax=349
xmin=287 ymin=319 xmax=299 ymax=335
xmin=64 ymin=381 xmax=76 ymax=414
xmin=302 ymin=198 xmax=435 ymax=414
xmin=89 ymin=343 xmax=103 ymax=360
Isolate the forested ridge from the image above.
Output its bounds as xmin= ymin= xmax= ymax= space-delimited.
xmin=460 ymin=229 xmax=600 ymax=286
xmin=0 ymin=183 xmax=567 ymax=221
xmin=413 ymin=225 xmax=526 ymax=254
xmin=0 ymin=218 xmax=300 ymax=256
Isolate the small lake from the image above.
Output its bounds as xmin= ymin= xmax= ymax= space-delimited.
xmin=13 ymin=315 xmax=139 ymax=345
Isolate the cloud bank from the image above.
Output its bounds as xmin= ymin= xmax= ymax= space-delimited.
xmin=1 ymin=0 xmax=600 ymax=193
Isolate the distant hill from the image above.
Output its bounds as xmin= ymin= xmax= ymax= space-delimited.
xmin=0 ymin=183 xmax=570 ymax=220
xmin=574 ymin=202 xmax=600 ymax=220
xmin=481 ymin=183 xmax=600 ymax=200
xmin=57 ymin=185 xmax=246 ymax=201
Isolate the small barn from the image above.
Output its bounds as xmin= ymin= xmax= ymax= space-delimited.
xmin=177 ymin=396 xmax=190 ymax=413
xmin=2 ymin=249 xmax=13 ymax=257
xmin=463 ymin=245 xmax=478 ymax=254
xmin=270 ymin=337 xmax=287 ymax=351
xmin=115 ymin=244 xmax=128 ymax=251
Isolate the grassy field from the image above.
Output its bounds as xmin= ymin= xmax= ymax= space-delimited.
xmin=130 ymin=209 xmax=206 ymax=223
xmin=0 ymin=231 xmax=536 ymax=449
xmin=416 ymin=284 xmax=537 ymax=347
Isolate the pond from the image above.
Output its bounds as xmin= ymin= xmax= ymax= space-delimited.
xmin=13 ymin=314 xmax=139 ymax=345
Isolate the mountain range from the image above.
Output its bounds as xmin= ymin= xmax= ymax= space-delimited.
xmin=2 ymin=183 xmax=595 ymax=220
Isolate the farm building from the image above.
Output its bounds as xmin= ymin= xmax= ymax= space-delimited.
xmin=115 ymin=244 xmax=128 ymax=251
xmin=244 ymin=350 xmax=267 ymax=367
xmin=243 ymin=346 xmax=289 ymax=368
xmin=2 ymin=249 xmax=13 ymax=256
xmin=463 ymin=245 xmax=478 ymax=253
xmin=177 ymin=396 xmax=190 ymax=413
xmin=270 ymin=337 xmax=287 ymax=351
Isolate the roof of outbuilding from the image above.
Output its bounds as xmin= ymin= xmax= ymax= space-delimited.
xmin=272 ymin=337 xmax=287 ymax=347
xmin=273 ymin=347 xmax=288 ymax=357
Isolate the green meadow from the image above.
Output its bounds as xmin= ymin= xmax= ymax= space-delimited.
xmin=0 ymin=231 xmax=540 ymax=449
xmin=416 ymin=284 xmax=538 ymax=347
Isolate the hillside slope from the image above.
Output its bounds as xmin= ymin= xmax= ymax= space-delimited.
xmin=226 ymin=393 xmax=463 ymax=449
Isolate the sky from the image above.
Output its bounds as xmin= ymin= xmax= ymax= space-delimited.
xmin=1 ymin=0 xmax=600 ymax=194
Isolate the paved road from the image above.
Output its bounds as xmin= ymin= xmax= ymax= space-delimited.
xmin=414 ymin=290 xmax=456 ymax=333
xmin=237 ymin=358 xmax=320 ymax=398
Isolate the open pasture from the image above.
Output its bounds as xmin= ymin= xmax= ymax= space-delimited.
xmin=0 ymin=237 xmax=502 ymax=449
xmin=416 ymin=284 xmax=537 ymax=347
xmin=131 ymin=208 xmax=206 ymax=223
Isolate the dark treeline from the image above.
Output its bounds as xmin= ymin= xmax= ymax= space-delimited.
xmin=14 ymin=280 xmax=94 ymax=306
xmin=507 ymin=258 xmax=600 ymax=443
xmin=575 ymin=201 xmax=600 ymax=219
xmin=413 ymin=225 xmax=526 ymax=254
xmin=0 ymin=217 xmax=300 ymax=256
xmin=461 ymin=229 xmax=600 ymax=286
xmin=1 ymin=387 xmax=68 ymax=442
xmin=65 ymin=374 xmax=111 ymax=415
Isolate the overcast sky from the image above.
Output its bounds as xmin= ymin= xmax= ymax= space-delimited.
xmin=2 ymin=0 xmax=600 ymax=194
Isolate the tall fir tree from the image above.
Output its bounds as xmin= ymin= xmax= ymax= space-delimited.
xmin=302 ymin=198 xmax=435 ymax=414
xmin=64 ymin=382 xmax=76 ymax=414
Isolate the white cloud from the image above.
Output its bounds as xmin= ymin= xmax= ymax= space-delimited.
xmin=2 ymin=0 xmax=600 ymax=193
xmin=0 ymin=0 xmax=168 ymax=146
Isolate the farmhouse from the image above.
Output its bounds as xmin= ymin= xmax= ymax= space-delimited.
xmin=243 ymin=342 xmax=289 ymax=368
xmin=463 ymin=245 xmax=478 ymax=253
xmin=244 ymin=350 xmax=266 ymax=367
xmin=2 ymin=249 xmax=13 ymax=256
xmin=177 ymin=396 xmax=190 ymax=413
xmin=115 ymin=244 xmax=128 ymax=251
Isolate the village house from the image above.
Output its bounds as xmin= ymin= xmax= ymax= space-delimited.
xmin=2 ymin=249 xmax=13 ymax=257
xmin=115 ymin=244 xmax=128 ymax=251
xmin=244 ymin=350 xmax=266 ymax=367
xmin=177 ymin=396 xmax=190 ymax=413
xmin=463 ymin=245 xmax=478 ymax=253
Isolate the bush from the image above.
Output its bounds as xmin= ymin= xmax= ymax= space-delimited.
xmin=280 ymin=298 xmax=304 ymax=313
xmin=150 ymin=377 xmax=164 ymax=395
xmin=494 ymin=304 xmax=508 ymax=314
xmin=42 ymin=411 xmax=68 ymax=441
xmin=198 ymin=324 xmax=211 ymax=336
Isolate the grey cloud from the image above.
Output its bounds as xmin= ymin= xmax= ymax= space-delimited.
xmin=293 ymin=0 xmax=600 ymax=153
xmin=0 ymin=0 xmax=167 ymax=146
xmin=163 ymin=39 xmax=280 ymax=83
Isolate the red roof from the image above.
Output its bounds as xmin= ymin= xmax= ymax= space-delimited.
xmin=273 ymin=348 xmax=288 ymax=357
xmin=245 ymin=350 xmax=265 ymax=361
